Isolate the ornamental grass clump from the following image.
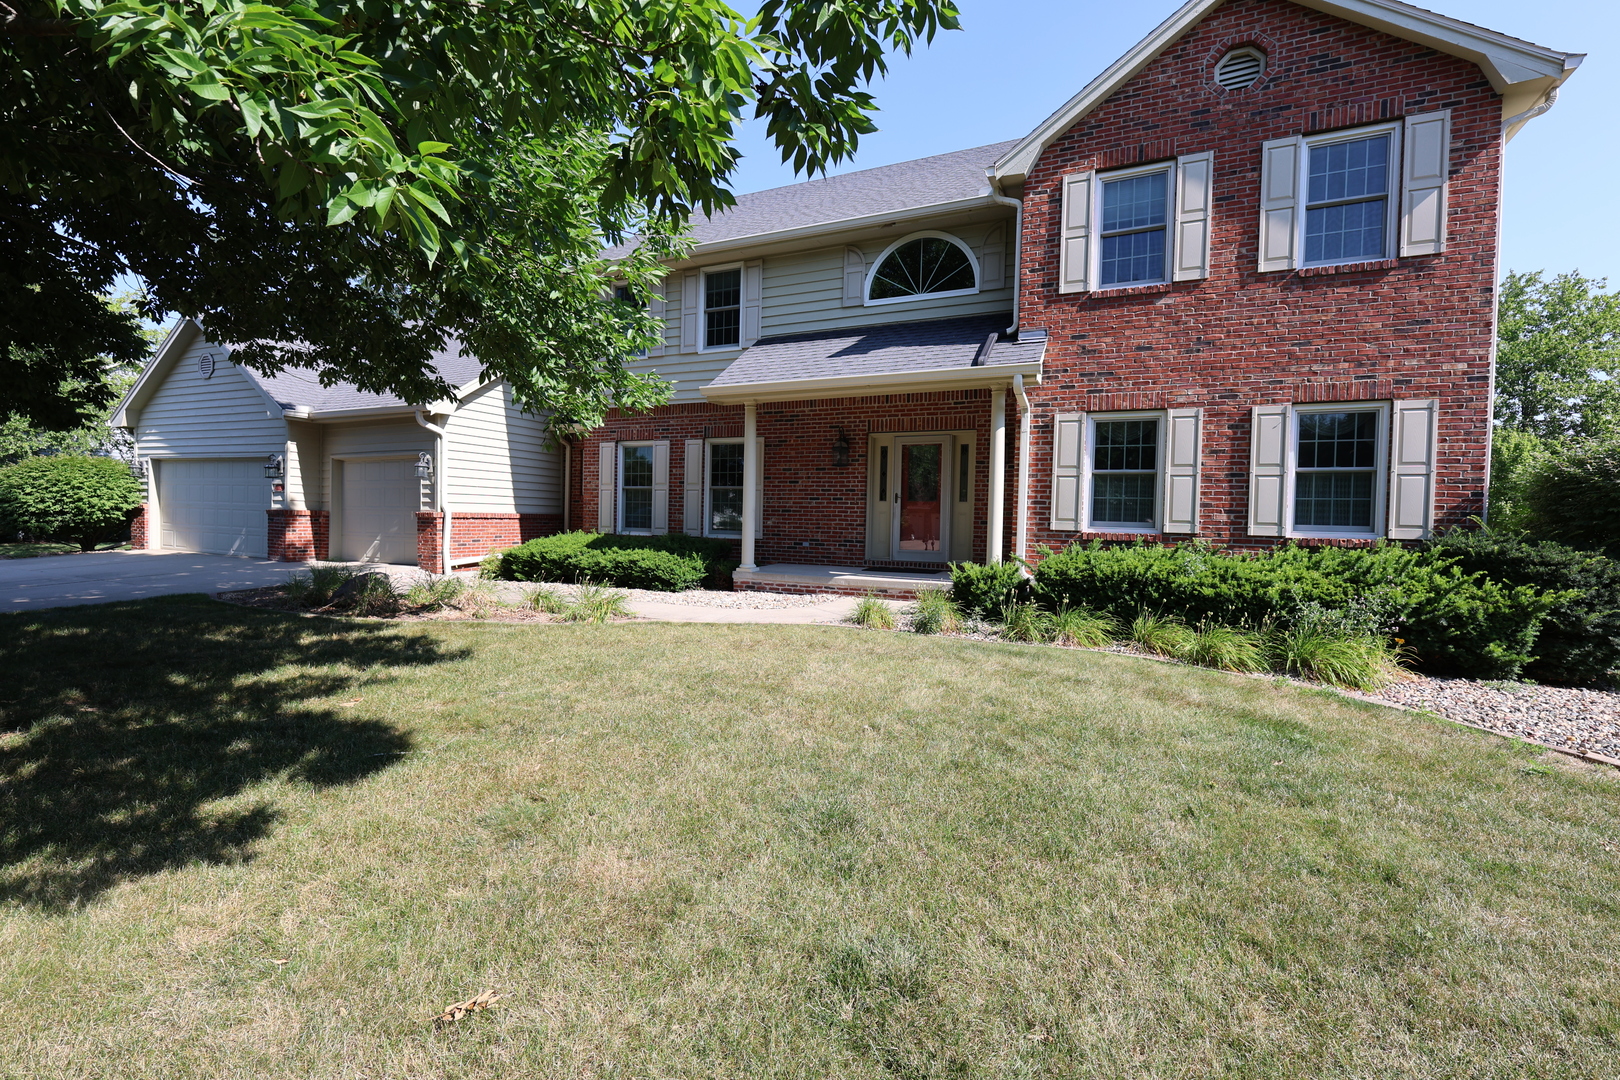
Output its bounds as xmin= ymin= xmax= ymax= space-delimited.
xmin=1129 ymin=612 xmax=1196 ymax=658
xmin=524 ymin=585 xmax=572 ymax=614
xmin=564 ymin=581 xmax=631 ymax=624
xmin=404 ymin=576 xmax=467 ymax=611
xmin=1000 ymin=602 xmax=1056 ymax=644
xmin=283 ymin=565 xmax=356 ymax=607
xmin=1049 ymin=606 xmax=1117 ymax=648
xmin=1184 ymin=622 xmax=1268 ymax=674
xmin=849 ymin=594 xmax=895 ymax=630
xmin=1266 ymin=619 xmax=1405 ymax=691
xmin=908 ymin=588 xmax=961 ymax=635
xmin=344 ymin=574 xmax=403 ymax=618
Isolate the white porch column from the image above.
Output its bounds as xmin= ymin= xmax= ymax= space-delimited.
xmin=740 ymin=402 xmax=758 ymax=571
xmin=988 ymin=388 xmax=1007 ymax=563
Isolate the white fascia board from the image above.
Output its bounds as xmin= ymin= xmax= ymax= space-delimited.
xmin=673 ymin=195 xmax=999 ymax=264
xmin=293 ymin=400 xmax=454 ymax=422
xmin=111 ymin=317 xmax=199 ymax=429
xmin=994 ymin=0 xmax=1581 ymax=185
xmin=699 ymin=361 xmax=1043 ymax=404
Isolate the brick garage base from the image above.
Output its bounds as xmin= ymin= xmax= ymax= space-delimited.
xmin=416 ymin=512 xmax=563 ymax=573
xmin=130 ymin=504 xmax=149 ymax=549
xmin=267 ymin=509 xmax=330 ymax=562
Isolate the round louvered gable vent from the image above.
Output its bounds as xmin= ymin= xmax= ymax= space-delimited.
xmin=1215 ymin=47 xmax=1266 ymax=90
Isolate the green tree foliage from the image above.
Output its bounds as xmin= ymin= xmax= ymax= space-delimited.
xmin=0 ymin=455 xmax=145 ymax=550
xmin=1495 ymin=271 xmax=1620 ymax=440
xmin=1519 ymin=438 xmax=1620 ymax=558
xmin=3 ymin=0 xmax=960 ymax=432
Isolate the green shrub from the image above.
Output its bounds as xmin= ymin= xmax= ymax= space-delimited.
xmin=909 ymin=587 xmax=961 ymax=635
xmin=1049 ymin=606 xmax=1117 ymax=648
xmin=947 ymin=560 xmax=1027 ymax=618
xmin=849 ymin=594 xmax=895 ymax=630
xmin=1129 ymin=612 xmax=1195 ymax=658
xmin=1427 ymin=529 xmax=1620 ymax=687
xmin=1522 ymin=438 xmax=1620 ymax=557
xmin=1031 ymin=540 xmax=1556 ymax=680
xmin=0 ymin=455 xmax=143 ymax=550
xmin=1487 ymin=428 xmax=1551 ymax=535
xmin=496 ymin=531 xmax=732 ymax=592
xmin=1000 ymin=603 xmax=1055 ymax=644
xmin=1185 ymin=623 xmax=1267 ymax=674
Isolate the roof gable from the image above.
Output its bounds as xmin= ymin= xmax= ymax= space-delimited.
xmin=993 ymin=0 xmax=1582 ymax=184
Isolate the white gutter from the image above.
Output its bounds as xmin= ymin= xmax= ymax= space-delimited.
xmin=668 ymin=195 xmax=1005 ymax=263
xmin=986 ymin=179 xmax=1023 ymax=337
xmin=413 ymin=409 xmax=452 ymax=574
xmin=1012 ymin=374 xmax=1032 ymax=567
xmin=701 ymin=360 xmax=1042 ymax=405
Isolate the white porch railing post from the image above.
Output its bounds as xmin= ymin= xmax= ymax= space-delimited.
xmin=740 ymin=402 xmax=758 ymax=571
xmin=988 ymin=388 xmax=1006 ymax=564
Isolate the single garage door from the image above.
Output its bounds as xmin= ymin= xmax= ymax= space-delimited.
xmin=157 ymin=458 xmax=270 ymax=557
xmin=340 ymin=458 xmax=421 ymax=564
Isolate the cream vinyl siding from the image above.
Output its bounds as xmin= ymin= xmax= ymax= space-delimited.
xmin=631 ymin=219 xmax=1015 ymax=401
xmin=322 ymin=420 xmax=433 ymax=506
xmin=284 ymin=420 xmax=324 ymax=509
xmin=134 ymin=335 xmax=286 ymax=460
xmin=443 ymin=381 xmax=561 ymax=513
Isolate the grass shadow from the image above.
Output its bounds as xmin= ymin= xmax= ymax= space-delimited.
xmin=0 ymin=595 xmax=464 ymax=910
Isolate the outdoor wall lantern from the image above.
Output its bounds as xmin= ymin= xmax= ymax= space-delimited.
xmin=129 ymin=459 xmax=146 ymax=480
xmin=414 ymin=451 xmax=434 ymax=480
xmin=263 ymin=453 xmax=284 ymax=479
xmin=831 ymin=427 xmax=851 ymax=467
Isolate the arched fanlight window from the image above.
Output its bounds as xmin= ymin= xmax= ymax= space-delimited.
xmin=867 ymin=233 xmax=978 ymax=302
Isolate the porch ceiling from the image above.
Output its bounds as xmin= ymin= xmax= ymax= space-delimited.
xmin=701 ymin=315 xmax=1045 ymax=404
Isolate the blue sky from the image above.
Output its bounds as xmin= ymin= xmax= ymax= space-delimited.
xmin=726 ymin=0 xmax=1618 ymax=285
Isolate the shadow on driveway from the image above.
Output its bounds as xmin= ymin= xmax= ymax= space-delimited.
xmin=0 ymin=595 xmax=467 ymax=910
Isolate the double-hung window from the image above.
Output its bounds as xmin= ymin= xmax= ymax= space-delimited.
xmin=619 ymin=443 xmax=655 ymax=532
xmin=707 ymin=440 xmax=745 ymax=535
xmin=703 ymin=267 xmax=742 ymax=349
xmin=1293 ymin=408 xmax=1381 ymax=533
xmin=1099 ymin=166 xmax=1171 ymax=287
xmin=1304 ymin=131 xmax=1393 ymax=265
xmin=1088 ymin=414 xmax=1161 ymax=530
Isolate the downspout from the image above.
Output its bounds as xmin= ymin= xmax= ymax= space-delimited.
xmin=562 ymin=438 xmax=571 ymax=533
xmin=1012 ymin=374 xmax=1031 ymax=567
xmin=986 ymin=174 xmax=1023 ymax=337
xmin=414 ymin=409 xmax=451 ymax=574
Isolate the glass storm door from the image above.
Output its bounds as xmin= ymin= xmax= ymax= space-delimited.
xmin=893 ymin=439 xmax=947 ymax=560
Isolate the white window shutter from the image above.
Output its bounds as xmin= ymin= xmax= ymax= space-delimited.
xmin=647 ymin=282 xmax=666 ymax=358
xmin=682 ymin=438 xmax=704 ymax=534
xmin=1050 ymin=412 xmax=1085 ymax=530
xmin=680 ymin=271 xmax=699 ymax=352
xmin=1258 ymin=137 xmax=1301 ymax=273
xmin=741 ymin=260 xmax=763 ymax=347
xmin=1173 ymin=153 xmax=1213 ymax=281
xmin=753 ymin=437 xmax=764 ymax=540
xmin=979 ymin=224 xmax=1005 ymax=289
xmin=843 ymin=247 xmax=866 ymax=306
xmin=1161 ymin=407 xmax=1202 ymax=533
xmin=1247 ymin=405 xmax=1289 ymax=536
xmin=1058 ymin=172 xmax=1094 ymax=294
xmin=597 ymin=441 xmax=616 ymax=533
xmin=650 ymin=440 xmax=670 ymax=534
xmin=1388 ymin=399 xmax=1438 ymax=539
xmin=1400 ymin=110 xmax=1451 ymax=257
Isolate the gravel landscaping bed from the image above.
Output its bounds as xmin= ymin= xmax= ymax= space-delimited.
xmin=485 ymin=578 xmax=843 ymax=609
xmin=1371 ymin=676 xmax=1620 ymax=761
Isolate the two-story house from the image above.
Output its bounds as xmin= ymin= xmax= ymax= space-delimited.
xmin=119 ymin=0 xmax=1579 ymax=589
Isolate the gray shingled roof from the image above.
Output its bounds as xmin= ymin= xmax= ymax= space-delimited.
xmin=606 ymin=141 xmax=1017 ymax=258
xmin=707 ymin=315 xmax=1045 ymax=388
xmin=246 ymin=342 xmax=485 ymax=413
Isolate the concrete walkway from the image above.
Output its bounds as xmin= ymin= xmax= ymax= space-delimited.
xmin=619 ymin=596 xmax=868 ymax=625
xmin=0 ymin=550 xmax=304 ymax=611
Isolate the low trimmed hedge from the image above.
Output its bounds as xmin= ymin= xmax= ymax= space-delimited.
xmin=496 ymin=531 xmax=734 ymax=592
xmin=1020 ymin=540 xmax=1563 ymax=681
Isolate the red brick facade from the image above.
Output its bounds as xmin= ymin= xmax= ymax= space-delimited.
xmin=267 ymin=509 xmax=329 ymax=562
xmin=1016 ymin=0 xmax=1501 ymax=553
xmin=415 ymin=512 xmax=563 ymax=573
xmin=130 ymin=504 xmax=148 ymax=549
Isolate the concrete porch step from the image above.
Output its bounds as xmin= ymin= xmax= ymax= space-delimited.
xmin=733 ymin=563 xmax=951 ymax=599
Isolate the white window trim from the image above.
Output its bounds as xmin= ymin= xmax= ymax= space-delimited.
xmin=1084 ymin=410 xmax=1165 ymax=533
xmin=1284 ymin=401 xmax=1390 ymax=539
xmin=864 ymin=230 xmax=981 ymax=307
xmin=704 ymin=437 xmax=744 ymax=538
xmin=1091 ymin=160 xmax=1177 ymax=291
xmin=1298 ymin=121 xmax=1403 ymax=269
xmin=617 ymin=440 xmax=657 ymax=535
xmin=699 ymin=262 xmax=745 ymax=353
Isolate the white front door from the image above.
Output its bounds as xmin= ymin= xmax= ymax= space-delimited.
xmin=339 ymin=458 xmax=420 ymax=564
xmin=157 ymin=458 xmax=269 ymax=557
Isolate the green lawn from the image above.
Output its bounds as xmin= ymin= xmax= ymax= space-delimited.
xmin=1 ymin=596 xmax=1616 ymax=1079
xmin=0 ymin=541 xmax=127 ymax=559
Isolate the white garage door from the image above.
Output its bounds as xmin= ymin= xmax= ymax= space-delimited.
xmin=340 ymin=458 xmax=421 ymax=564
xmin=157 ymin=458 xmax=269 ymax=557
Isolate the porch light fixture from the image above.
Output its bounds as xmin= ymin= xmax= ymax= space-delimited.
xmin=129 ymin=459 xmax=146 ymax=480
xmin=831 ymin=427 xmax=851 ymax=467
xmin=414 ymin=451 xmax=434 ymax=480
xmin=263 ymin=453 xmax=284 ymax=479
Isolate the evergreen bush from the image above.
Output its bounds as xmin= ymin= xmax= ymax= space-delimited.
xmin=495 ymin=531 xmax=732 ymax=592
xmin=946 ymin=560 xmax=1027 ymax=618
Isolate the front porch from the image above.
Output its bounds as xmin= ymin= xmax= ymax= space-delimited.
xmin=734 ymin=562 xmax=951 ymax=600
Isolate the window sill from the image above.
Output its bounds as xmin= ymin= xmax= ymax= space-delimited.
xmin=1087 ymin=282 xmax=1174 ymax=298
xmin=1287 ymin=534 xmax=1381 ymax=548
xmin=1079 ymin=529 xmax=1161 ymax=541
xmin=1296 ymin=259 xmax=1398 ymax=277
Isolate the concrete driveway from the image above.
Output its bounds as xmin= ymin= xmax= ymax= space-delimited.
xmin=0 ymin=550 xmax=306 ymax=611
